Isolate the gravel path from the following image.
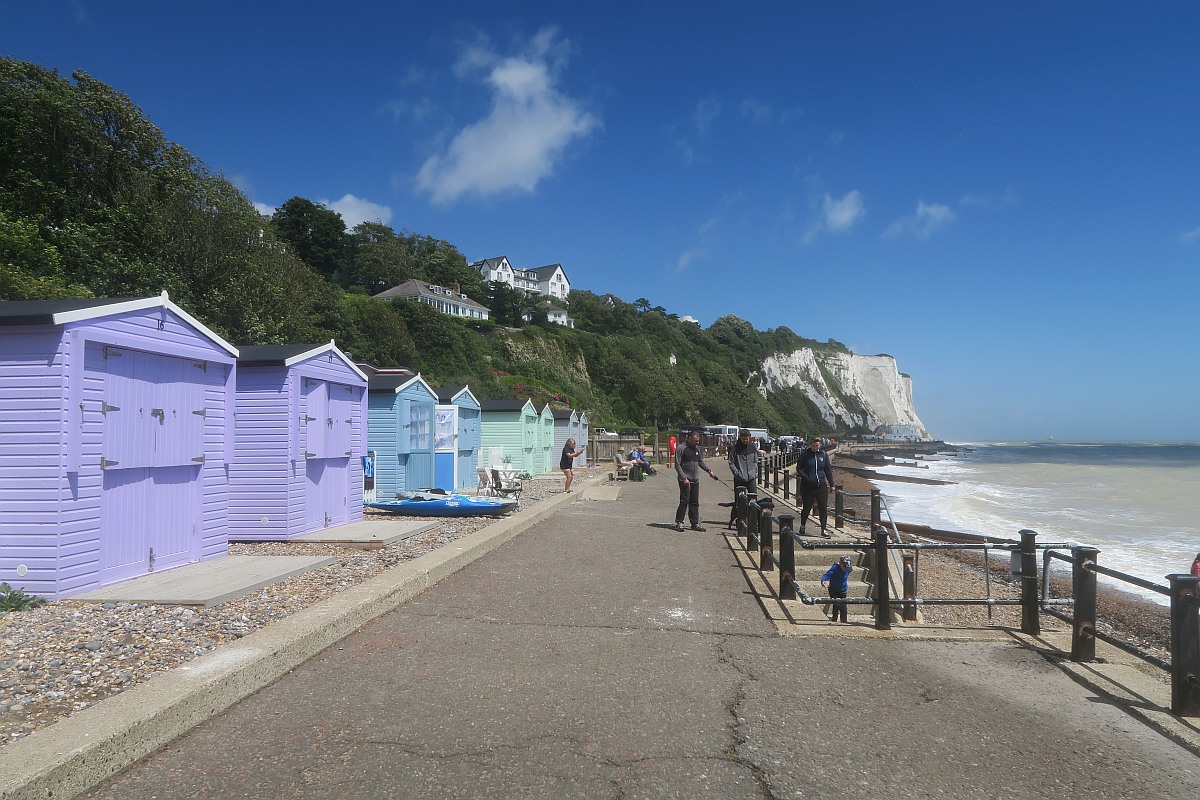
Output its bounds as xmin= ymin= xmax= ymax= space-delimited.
xmin=0 ymin=471 xmax=597 ymax=748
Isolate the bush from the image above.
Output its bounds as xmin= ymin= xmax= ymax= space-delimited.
xmin=0 ymin=582 xmax=47 ymax=612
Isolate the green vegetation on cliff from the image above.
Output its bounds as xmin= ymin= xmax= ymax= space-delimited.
xmin=0 ymin=58 xmax=858 ymax=435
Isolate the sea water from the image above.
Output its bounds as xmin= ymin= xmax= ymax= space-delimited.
xmin=873 ymin=441 xmax=1200 ymax=605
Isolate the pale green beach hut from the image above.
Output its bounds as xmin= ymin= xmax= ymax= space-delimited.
xmin=535 ymin=403 xmax=556 ymax=474
xmin=479 ymin=399 xmax=539 ymax=474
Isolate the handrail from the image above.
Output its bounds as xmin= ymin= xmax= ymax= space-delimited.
xmin=728 ymin=492 xmax=1200 ymax=716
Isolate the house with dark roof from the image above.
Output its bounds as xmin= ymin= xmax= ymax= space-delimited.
xmin=521 ymin=299 xmax=574 ymax=328
xmin=469 ymin=256 xmax=572 ymax=301
xmin=373 ymin=279 xmax=489 ymax=321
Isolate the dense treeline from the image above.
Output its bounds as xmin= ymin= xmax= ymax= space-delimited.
xmin=0 ymin=58 xmax=849 ymax=435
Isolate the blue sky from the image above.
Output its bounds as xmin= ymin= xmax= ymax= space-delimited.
xmin=5 ymin=2 xmax=1199 ymax=441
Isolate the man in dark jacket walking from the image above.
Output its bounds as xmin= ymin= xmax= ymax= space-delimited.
xmin=674 ymin=430 xmax=718 ymax=531
xmin=727 ymin=428 xmax=759 ymax=528
xmin=797 ymin=436 xmax=834 ymax=537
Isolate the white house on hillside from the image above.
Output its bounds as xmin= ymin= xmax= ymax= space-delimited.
xmin=374 ymin=280 xmax=490 ymax=320
xmin=522 ymin=300 xmax=575 ymax=328
xmin=470 ymin=256 xmax=571 ymax=301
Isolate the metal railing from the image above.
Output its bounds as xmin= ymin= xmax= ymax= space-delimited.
xmin=728 ymin=474 xmax=1200 ymax=717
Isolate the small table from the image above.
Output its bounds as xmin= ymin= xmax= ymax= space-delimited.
xmin=493 ymin=466 xmax=519 ymax=483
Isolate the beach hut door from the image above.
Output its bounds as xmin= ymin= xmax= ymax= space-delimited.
xmin=94 ymin=345 xmax=202 ymax=584
xmin=433 ymin=406 xmax=457 ymax=492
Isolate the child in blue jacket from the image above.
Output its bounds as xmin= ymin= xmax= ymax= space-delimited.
xmin=821 ymin=555 xmax=854 ymax=623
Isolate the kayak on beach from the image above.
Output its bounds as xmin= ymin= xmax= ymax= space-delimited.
xmin=366 ymin=490 xmax=518 ymax=517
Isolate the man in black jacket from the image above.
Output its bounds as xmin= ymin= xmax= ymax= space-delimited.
xmin=796 ymin=436 xmax=834 ymax=537
xmin=727 ymin=428 xmax=759 ymax=528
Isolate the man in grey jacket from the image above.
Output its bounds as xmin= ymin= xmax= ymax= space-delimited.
xmin=727 ymin=428 xmax=759 ymax=528
xmin=674 ymin=430 xmax=718 ymax=531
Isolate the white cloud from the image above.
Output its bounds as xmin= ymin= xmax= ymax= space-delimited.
xmin=415 ymin=27 xmax=598 ymax=205
xmin=1179 ymin=225 xmax=1200 ymax=246
xmin=960 ymin=188 xmax=1019 ymax=208
xmin=253 ymin=201 xmax=275 ymax=217
xmin=823 ymin=190 xmax=865 ymax=233
xmin=740 ymin=98 xmax=772 ymax=125
xmin=319 ymin=194 xmax=393 ymax=229
xmin=675 ymin=248 xmax=704 ymax=274
xmin=885 ymin=201 xmax=955 ymax=240
xmin=693 ymin=98 xmax=720 ymax=133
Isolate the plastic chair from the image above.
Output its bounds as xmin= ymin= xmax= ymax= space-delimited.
xmin=476 ymin=467 xmax=495 ymax=496
xmin=490 ymin=468 xmax=522 ymax=503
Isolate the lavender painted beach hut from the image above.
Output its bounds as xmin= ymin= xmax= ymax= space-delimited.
xmin=432 ymin=385 xmax=481 ymax=493
xmin=367 ymin=373 xmax=437 ymax=497
xmin=0 ymin=293 xmax=237 ymax=599
xmin=229 ymin=342 xmax=368 ymax=540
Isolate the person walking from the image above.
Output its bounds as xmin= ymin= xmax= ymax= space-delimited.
xmin=727 ymin=428 xmax=759 ymax=529
xmin=559 ymin=438 xmax=583 ymax=493
xmin=797 ymin=436 xmax=835 ymax=537
xmin=674 ymin=430 xmax=718 ymax=532
xmin=821 ymin=555 xmax=854 ymax=623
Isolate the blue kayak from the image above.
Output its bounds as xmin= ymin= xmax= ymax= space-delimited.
xmin=365 ymin=491 xmax=517 ymax=517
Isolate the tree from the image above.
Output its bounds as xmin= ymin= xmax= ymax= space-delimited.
xmin=348 ymin=221 xmax=416 ymax=293
xmin=486 ymin=280 xmax=526 ymax=326
xmin=0 ymin=210 xmax=91 ymax=300
xmin=269 ymin=197 xmax=349 ymax=281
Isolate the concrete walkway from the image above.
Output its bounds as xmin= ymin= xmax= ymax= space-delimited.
xmin=4 ymin=467 xmax=1200 ymax=799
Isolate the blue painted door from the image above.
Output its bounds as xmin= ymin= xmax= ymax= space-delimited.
xmin=405 ymin=400 xmax=434 ymax=489
xmin=457 ymin=408 xmax=479 ymax=491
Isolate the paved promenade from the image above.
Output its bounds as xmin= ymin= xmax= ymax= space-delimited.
xmin=12 ymin=465 xmax=1200 ymax=799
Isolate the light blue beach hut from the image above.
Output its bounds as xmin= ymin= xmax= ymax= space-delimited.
xmin=367 ymin=373 xmax=437 ymax=497
xmin=228 ymin=342 xmax=368 ymax=540
xmin=479 ymin=399 xmax=538 ymax=473
xmin=432 ymin=385 xmax=481 ymax=493
xmin=0 ymin=293 xmax=237 ymax=599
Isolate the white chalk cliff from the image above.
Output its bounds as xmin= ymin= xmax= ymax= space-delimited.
xmin=757 ymin=350 xmax=930 ymax=438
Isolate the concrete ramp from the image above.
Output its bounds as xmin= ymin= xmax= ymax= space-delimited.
xmin=293 ymin=518 xmax=436 ymax=549
xmin=70 ymin=555 xmax=337 ymax=607
xmin=583 ymin=485 xmax=621 ymax=500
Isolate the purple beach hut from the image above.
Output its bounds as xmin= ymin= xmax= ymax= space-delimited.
xmin=0 ymin=293 xmax=238 ymax=599
xmin=228 ymin=342 xmax=368 ymax=540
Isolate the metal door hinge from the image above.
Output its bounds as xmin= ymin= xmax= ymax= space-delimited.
xmin=191 ymin=455 xmax=205 ymax=463
xmin=101 ymin=401 xmax=121 ymax=415
xmin=101 ymin=458 xmax=119 ymax=469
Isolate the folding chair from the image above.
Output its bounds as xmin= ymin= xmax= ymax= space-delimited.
xmin=490 ymin=468 xmax=523 ymax=503
xmin=476 ymin=467 xmax=495 ymax=496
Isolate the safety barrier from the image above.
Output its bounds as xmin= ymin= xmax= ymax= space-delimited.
xmin=728 ymin=479 xmax=1200 ymax=717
